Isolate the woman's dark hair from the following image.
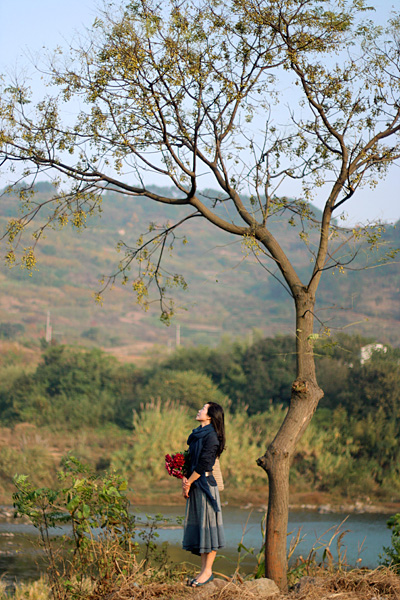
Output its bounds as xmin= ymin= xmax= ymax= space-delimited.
xmin=207 ymin=402 xmax=225 ymax=457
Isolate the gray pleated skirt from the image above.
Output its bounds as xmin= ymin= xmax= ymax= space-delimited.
xmin=182 ymin=484 xmax=225 ymax=556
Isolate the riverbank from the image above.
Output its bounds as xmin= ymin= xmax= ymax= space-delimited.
xmin=1 ymin=504 xmax=393 ymax=578
xmin=0 ymin=500 xmax=397 ymax=600
xmin=2 ymin=568 xmax=400 ymax=600
xmin=1 ymin=422 xmax=400 ymax=515
xmin=123 ymin=488 xmax=400 ymax=515
xmin=2 ymin=492 xmax=400 ymax=517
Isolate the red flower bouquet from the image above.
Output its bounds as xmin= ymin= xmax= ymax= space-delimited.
xmin=165 ymin=451 xmax=190 ymax=479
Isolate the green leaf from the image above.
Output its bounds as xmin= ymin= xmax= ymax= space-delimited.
xmin=66 ymin=496 xmax=80 ymax=512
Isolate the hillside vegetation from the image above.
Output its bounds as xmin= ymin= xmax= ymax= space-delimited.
xmin=0 ymin=183 xmax=399 ymax=352
xmin=0 ymin=333 xmax=399 ymax=507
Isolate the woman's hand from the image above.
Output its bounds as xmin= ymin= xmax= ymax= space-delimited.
xmin=182 ymin=476 xmax=191 ymax=498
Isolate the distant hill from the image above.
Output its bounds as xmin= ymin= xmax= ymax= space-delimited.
xmin=0 ymin=183 xmax=398 ymax=354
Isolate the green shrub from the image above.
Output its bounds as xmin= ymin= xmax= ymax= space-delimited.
xmin=380 ymin=513 xmax=400 ymax=571
xmin=112 ymin=400 xmax=192 ymax=484
xmin=13 ymin=457 xmax=139 ymax=600
xmin=2 ymin=345 xmax=141 ymax=428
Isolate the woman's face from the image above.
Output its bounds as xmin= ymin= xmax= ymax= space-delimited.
xmin=196 ymin=403 xmax=210 ymax=424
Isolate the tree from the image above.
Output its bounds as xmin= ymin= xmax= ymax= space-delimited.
xmin=159 ymin=342 xmax=248 ymax=407
xmin=0 ymin=345 xmax=143 ymax=428
xmin=1 ymin=0 xmax=400 ymax=589
xmin=139 ymin=369 xmax=228 ymax=410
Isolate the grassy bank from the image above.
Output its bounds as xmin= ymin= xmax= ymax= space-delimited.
xmin=3 ymin=568 xmax=400 ymax=600
xmin=5 ymin=449 xmax=400 ymax=600
xmin=1 ymin=411 xmax=400 ymax=511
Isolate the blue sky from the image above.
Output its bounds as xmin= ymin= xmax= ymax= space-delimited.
xmin=0 ymin=0 xmax=399 ymax=225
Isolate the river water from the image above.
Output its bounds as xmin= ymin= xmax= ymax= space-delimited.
xmin=0 ymin=505 xmax=392 ymax=585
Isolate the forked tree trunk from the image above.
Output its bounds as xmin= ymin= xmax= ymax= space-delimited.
xmin=257 ymin=289 xmax=324 ymax=591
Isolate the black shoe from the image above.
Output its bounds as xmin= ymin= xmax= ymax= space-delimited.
xmin=189 ymin=574 xmax=214 ymax=587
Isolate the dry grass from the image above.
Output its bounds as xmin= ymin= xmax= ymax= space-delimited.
xmin=81 ymin=568 xmax=400 ymax=600
xmin=286 ymin=568 xmax=400 ymax=600
xmin=2 ymin=568 xmax=400 ymax=600
xmin=90 ymin=578 xmax=272 ymax=600
xmin=0 ymin=577 xmax=50 ymax=600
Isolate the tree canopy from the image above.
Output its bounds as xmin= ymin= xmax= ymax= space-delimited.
xmin=1 ymin=0 xmax=399 ymax=315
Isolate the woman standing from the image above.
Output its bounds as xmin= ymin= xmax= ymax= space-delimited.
xmin=182 ymin=402 xmax=226 ymax=588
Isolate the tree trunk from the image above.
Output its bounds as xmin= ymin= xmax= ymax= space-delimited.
xmin=257 ymin=289 xmax=324 ymax=591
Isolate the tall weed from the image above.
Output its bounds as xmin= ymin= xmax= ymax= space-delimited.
xmin=111 ymin=401 xmax=192 ymax=484
xmin=112 ymin=402 xmax=283 ymax=490
xmin=0 ymin=445 xmax=56 ymax=487
xmin=223 ymin=410 xmax=267 ymax=487
xmin=0 ymin=577 xmax=51 ymax=600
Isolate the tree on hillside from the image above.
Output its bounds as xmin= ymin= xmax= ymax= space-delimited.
xmin=1 ymin=0 xmax=400 ymax=589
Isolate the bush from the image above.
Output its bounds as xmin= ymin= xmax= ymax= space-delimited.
xmin=111 ymin=400 xmax=192 ymax=485
xmin=2 ymin=345 xmax=141 ymax=428
xmin=0 ymin=322 xmax=24 ymax=339
xmin=13 ymin=457 xmax=139 ymax=600
xmin=380 ymin=513 xmax=400 ymax=571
